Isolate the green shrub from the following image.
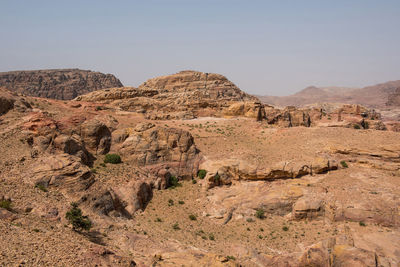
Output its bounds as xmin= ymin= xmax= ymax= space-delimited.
xmin=213 ymin=173 xmax=221 ymax=184
xmin=255 ymin=208 xmax=265 ymax=219
xmin=168 ymin=176 xmax=181 ymax=189
xmin=209 ymin=233 xmax=215 ymax=240
xmin=35 ymin=184 xmax=48 ymax=192
xmin=178 ymin=200 xmax=185 ymax=205
xmin=197 ymin=169 xmax=207 ymax=179
xmin=340 ymin=161 xmax=348 ymax=168
xmin=192 ymin=179 xmax=197 ymax=184
xmin=359 ymin=221 xmax=366 ymax=227
xmin=155 ymin=217 xmax=163 ymax=222
xmin=227 ymin=256 xmax=236 ymax=261
xmin=282 ymin=226 xmax=289 ymax=231
xmin=65 ymin=203 xmax=92 ymax=231
xmin=172 ymin=223 xmax=180 ymax=230
xmin=104 ymin=154 xmax=121 ymax=164
xmin=168 ymin=199 xmax=174 ymax=206
xmin=189 ymin=214 xmax=197 ymax=221
xmin=0 ymin=199 xmax=12 ymax=211
xmin=353 ymin=124 xmax=361 ymax=129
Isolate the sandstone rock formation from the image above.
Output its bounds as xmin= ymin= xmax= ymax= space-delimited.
xmin=25 ymin=154 xmax=94 ymax=194
xmin=80 ymin=119 xmax=111 ymax=155
xmin=0 ymin=69 xmax=123 ymax=100
xmin=76 ymin=70 xmax=258 ymax=119
xmin=118 ymin=124 xmax=201 ymax=178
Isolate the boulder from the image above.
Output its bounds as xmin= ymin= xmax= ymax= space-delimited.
xmin=25 ymin=154 xmax=94 ymax=193
xmin=292 ymin=197 xmax=324 ymax=220
xmin=53 ymin=134 xmax=93 ymax=165
xmin=80 ymin=119 xmax=111 ymax=155
xmin=119 ymin=126 xmax=200 ymax=178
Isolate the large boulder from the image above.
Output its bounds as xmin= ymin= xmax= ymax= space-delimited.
xmin=80 ymin=119 xmax=111 ymax=155
xmin=53 ymin=134 xmax=93 ymax=165
xmin=119 ymin=125 xmax=201 ymax=178
xmin=25 ymin=154 xmax=94 ymax=193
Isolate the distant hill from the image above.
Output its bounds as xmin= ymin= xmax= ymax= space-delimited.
xmin=258 ymin=81 xmax=400 ymax=108
xmin=0 ymin=69 xmax=123 ymax=100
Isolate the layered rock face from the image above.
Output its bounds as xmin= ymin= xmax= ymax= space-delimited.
xmin=76 ymin=70 xmax=259 ymax=119
xmin=0 ymin=69 xmax=123 ymax=100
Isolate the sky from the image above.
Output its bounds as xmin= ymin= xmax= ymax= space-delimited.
xmin=1 ymin=0 xmax=400 ymax=96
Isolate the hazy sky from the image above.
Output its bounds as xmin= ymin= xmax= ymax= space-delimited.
xmin=1 ymin=1 xmax=400 ymax=96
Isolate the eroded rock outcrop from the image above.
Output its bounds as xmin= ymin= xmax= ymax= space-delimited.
xmin=118 ymin=124 xmax=201 ymax=178
xmin=25 ymin=154 xmax=94 ymax=193
xmin=0 ymin=69 xmax=123 ymax=100
xmin=80 ymin=119 xmax=111 ymax=155
xmin=200 ymin=158 xmax=338 ymax=189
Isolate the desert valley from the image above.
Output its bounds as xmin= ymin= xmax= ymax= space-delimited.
xmin=0 ymin=69 xmax=399 ymax=266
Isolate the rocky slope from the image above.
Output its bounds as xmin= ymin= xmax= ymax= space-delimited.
xmin=0 ymin=69 xmax=123 ymax=100
xmin=1 ymin=77 xmax=400 ymax=266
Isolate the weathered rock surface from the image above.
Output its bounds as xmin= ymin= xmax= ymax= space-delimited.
xmin=0 ymin=88 xmax=15 ymax=115
xmin=80 ymin=119 xmax=111 ymax=155
xmin=200 ymin=158 xmax=338 ymax=188
xmin=118 ymin=124 xmax=201 ymax=178
xmin=76 ymin=70 xmax=258 ymax=119
xmin=25 ymin=154 xmax=94 ymax=193
xmin=0 ymin=69 xmax=123 ymax=100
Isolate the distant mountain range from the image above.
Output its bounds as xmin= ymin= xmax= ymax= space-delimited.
xmin=257 ymin=80 xmax=400 ymax=108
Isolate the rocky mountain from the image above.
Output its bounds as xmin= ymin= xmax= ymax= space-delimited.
xmin=0 ymin=69 xmax=123 ymax=100
xmin=76 ymin=70 xmax=261 ymax=120
xmin=259 ymin=80 xmax=400 ymax=108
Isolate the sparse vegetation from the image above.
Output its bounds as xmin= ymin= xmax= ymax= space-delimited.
xmin=0 ymin=199 xmax=12 ymax=211
xmin=340 ymin=160 xmax=349 ymax=168
xmin=35 ymin=183 xmax=48 ymax=192
xmin=353 ymin=124 xmax=361 ymax=129
xmin=282 ymin=226 xmax=289 ymax=231
xmin=213 ymin=173 xmax=221 ymax=184
xmin=104 ymin=154 xmax=121 ymax=164
xmin=359 ymin=221 xmax=366 ymax=227
xmin=209 ymin=233 xmax=215 ymax=240
xmin=197 ymin=169 xmax=207 ymax=179
xmin=155 ymin=217 xmax=163 ymax=222
xmin=168 ymin=176 xmax=181 ymax=189
xmin=168 ymin=199 xmax=174 ymax=206
xmin=255 ymin=208 xmax=265 ymax=219
xmin=172 ymin=223 xmax=180 ymax=230
xmin=178 ymin=200 xmax=185 ymax=205
xmin=65 ymin=203 xmax=92 ymax=231
xmin=189 ymin=214 xmax=197 ymax=221
xmin=227 ymin=256 xmax=236 ymax=261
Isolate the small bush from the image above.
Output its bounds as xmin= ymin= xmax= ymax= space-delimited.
xmin=192 ymin=179 xmax=197 ymax=184
xmin=155 ymin=217 xmax=163 ymax=222
xmin=282 ymin=226 xmax=289 ymax=231
xmin=168 ymin=199 xmax=174 ymax=206
xmin=213 ymin=173 xmax=221 ymax=184
xmin=172 ymin=223 xmax=180 ymax=230
xmin=35 ymin=184 xmax=48 ymax=192
xmin=340 ymin=161 xmax=348 ymax=168
xmin=0 ymin=199 xmax=12 ymax=211
xmin=209 ymin=233 xmax=215 ymax=240
xmin=189 ymin=214 xmax=197 ymax=221
xmin=227 ymin=256 xmax=236 ymax=261
xmin=168 ymin=176 xmax=181 ymax=189
xmin=359 ymin=221 xmax=366 ymax=227
xmin=65 ymin=203 xmax=92 ymax=231
xmin=255 ymin=208 xmax=265 ymax=219
xmin=104 ymin=154 xmax=121 ymax=164
xmin=197 ymin=169 xmax=207 ymax=179
xmin=246 ymin=218 xmax=254 ymax=223
xmin=353 ymin=124 xmax=361 ymax=129
xmin=178 ymin=200 xmax=185 ymax=205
